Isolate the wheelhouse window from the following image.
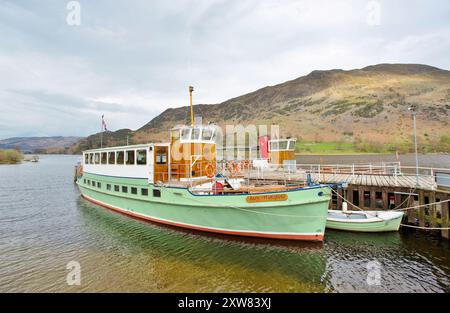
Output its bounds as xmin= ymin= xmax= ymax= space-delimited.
xmin=117 ymin=151 xmax=124 ymax=164
xmin=181 ymin=128 xmax=190 ymax=140
xmin=125 ymin=150 xmax=135 ymax=165
xmin=202 ymin=128 xmax=213 ymax=141
xmin=101 ymin=152 xmax=107 ymax=164
xmin=94 ymin=153 xmax=100 ymax=164
xmin=84 ymin=154 xmax=89 ymax=164
xmin=136 ymin=149 xmax=147 ymax=165
xmin=89 ymin=153 xmax=94 ymax=164
xmin=269 ymin=141 xmax=279 ymax=151
xmin=191 ymin=128 xmax=200 ymax=140
xmin=108 ymin=151 xmax=115 ymax=165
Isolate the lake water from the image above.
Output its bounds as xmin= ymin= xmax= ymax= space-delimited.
xmin=0 ymin=155 xmax=449 ymax=292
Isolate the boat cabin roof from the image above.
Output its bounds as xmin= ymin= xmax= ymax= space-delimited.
xmin=83 ymin=143 xmax=168 ymax=154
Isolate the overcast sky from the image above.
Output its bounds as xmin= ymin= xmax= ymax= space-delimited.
xmin=0 ymin=0 xmax=449 ymax=138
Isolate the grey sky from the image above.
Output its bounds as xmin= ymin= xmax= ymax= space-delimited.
xmin=0 ymin=0 xmax=449 ymax=138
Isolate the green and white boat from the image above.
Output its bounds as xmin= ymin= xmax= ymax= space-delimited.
xmin=75 ymin=88 xmax=331 ymax=241
xmin=326 ymin=210 xmax=404 ymax=232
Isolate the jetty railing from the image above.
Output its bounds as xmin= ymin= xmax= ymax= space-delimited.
xmin=215 ymin=160 xmax=450 ymax=190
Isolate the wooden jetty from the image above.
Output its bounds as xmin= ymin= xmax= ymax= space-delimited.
xmin=219 ymin=161 xmax=450 ymax=239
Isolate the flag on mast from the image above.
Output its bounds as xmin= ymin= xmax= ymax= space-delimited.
xmin=102 ymin=115 xmax=107 ymax=132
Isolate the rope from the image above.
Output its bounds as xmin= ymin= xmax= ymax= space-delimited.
xmin=400 ymin=224 xmax=450 ymax=230
xmin=393 ymin=199 xmax=450 ymax=211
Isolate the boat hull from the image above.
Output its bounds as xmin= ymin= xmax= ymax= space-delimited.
xmin=76 ymin=173 xmax=331 ymax=241
xmin=326 ymin=210 xmax=404 ymax=232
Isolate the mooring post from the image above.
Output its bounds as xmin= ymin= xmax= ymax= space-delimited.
xmin=382 ymin=188 xmax=388 ymax=210
xmin=407 ymin=190 xmax=415 ymax=224
xmin=441 ymin=196 xmax=449 ymax=239
xmin=359 ymin=187 xmax=365 ymax=209
xmin=370 ymin=188 xmax=376 ymax=210
xmin=418 ymin=190 xmax=425 ymax=227
xmin=429 ymin=192 xmax=437 ymax=227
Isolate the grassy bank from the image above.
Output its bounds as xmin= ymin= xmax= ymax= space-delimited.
xmin=0 ymin=149 xmax=24 ymax=164
xmin=296 ymin=138 xmax=450 ymax=155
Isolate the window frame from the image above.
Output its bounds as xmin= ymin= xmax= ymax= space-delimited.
xmin=136 ymin=149 xmax=147 ymax=165
xmin=125 ymin=150 xmax=135 ymax=165
xmin=108 ymin=151 xmax=116 ymax=165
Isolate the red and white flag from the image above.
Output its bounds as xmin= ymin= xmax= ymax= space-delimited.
xmin=102 ymin=115 xmax=107 ymax=132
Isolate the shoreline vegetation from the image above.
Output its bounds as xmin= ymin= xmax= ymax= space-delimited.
xmin=0 ymin=149 xmax=24 ymax=164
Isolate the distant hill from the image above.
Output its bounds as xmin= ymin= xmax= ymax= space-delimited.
xmin=71 ymin=63 xmax=450 ymax=153
xmin=0 ymin=136 xmax=82 ymax=154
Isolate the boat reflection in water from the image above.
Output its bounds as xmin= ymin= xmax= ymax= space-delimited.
xmin=77 ymin=198 xmax=328 ymax=292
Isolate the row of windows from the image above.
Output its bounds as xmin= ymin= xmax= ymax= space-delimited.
xmin=83 ymin=178 xmax=161 ymax=197
xmin=84 ymin=149 xmax=147 ymax=166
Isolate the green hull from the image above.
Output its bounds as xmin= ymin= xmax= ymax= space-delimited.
xmin=76 ymin=173 xmax=331 ymax=241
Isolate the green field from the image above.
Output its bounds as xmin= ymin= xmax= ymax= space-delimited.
xmin=296 ymin=138 xmax=450 ymax=155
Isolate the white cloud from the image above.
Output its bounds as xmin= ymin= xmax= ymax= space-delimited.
xmin=0 ymin=0 xmax=449 ymax=138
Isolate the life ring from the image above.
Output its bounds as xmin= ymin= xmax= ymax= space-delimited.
xmin=205 ymin=163 xmax=216 ymax=178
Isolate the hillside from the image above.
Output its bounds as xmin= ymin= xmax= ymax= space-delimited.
xmin=73 ymin=63 xmax=450 ymax=153
xmin=0 ymin=136 xmax=82 ymax=154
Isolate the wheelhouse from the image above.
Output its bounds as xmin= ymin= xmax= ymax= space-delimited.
xmin=268 ymin=138 xmax=297 ymax=166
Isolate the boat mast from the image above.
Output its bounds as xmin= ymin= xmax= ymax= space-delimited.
xmin=189 ymin=86 xmax=194 ymax=127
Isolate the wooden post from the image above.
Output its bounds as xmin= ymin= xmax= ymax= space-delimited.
xmin=429 ymin=192 xmax=437 ymax=228
xmin=441 ymin=196 xmax=449 ymax=239
xmin=359 ymin=187 xmax=365 ymax=209
xmin=382 ymin=188 xmax=388 ymax=210
xmin=370 ymin=188 xmax=376 ymax=210
xmin=418 ymin=190 xmax=425 ymax=228
xmin=407 ymin=190 xmax=415 ymax=224
xmin=347 ymin=186 xmax=353 ymax=204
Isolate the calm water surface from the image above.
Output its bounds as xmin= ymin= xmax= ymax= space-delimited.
xmin=0 ymin=155 xmax=449 ymax=292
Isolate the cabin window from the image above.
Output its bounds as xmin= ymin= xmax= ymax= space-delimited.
xmin=288 ymin=140 xmax=296 ymax=150
xmin=106 ymin=184 xmax=111 ymax=191
xmin=153 ymin=189 xmax=161 ymax=197
xmin=136 ymin=149 xmax=147 ymax=165
xmin=181 ymin=128 xmax=190 ymax=140
xmin=131 ymin=187 xmax=137 ymax=195
xmin=114 ymin=185 xmax=120 ymax=192
xmin=84 ymin=154 xmax=89 ymax=164
xmin=101 ymin=152 xmax=107 ymax=164
xmin=122 ymin=186 xmax=128 ymax=193
xmin=141 ymin=188 xmax=148 ymax=196
xmin=89 ymin=153 xmax=94 ymax=164
xmin=269 ymin=142 xmax=279 ymax=151
xmin=279 ymin=141 xmax=288 ymax=150
xmin=126 ymin=150 xmax=135 ymax=165
xmin=108 ymin=151 xmax=115 ymax=165
xmin=117 ymin=151 xmax=124 ymax=164
xmin=94 ymin=153 xmax=100 ymax=164
xmin=83 ymin=179 xmax=86 ymax=184
xmin=91 ymin=181 xmax=95 ymax=186
xmin=97 ymin=182 xmax=101 ymax=188
xmin=192 ymin=128 xmax=200 ymax=140
xmin=156 ymin=151 xmax=167 ymax=164
xmin=202 ymin=128 xmax=213 ymax=141
xmin=87 ymin=179 xmax=90 ymax=185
